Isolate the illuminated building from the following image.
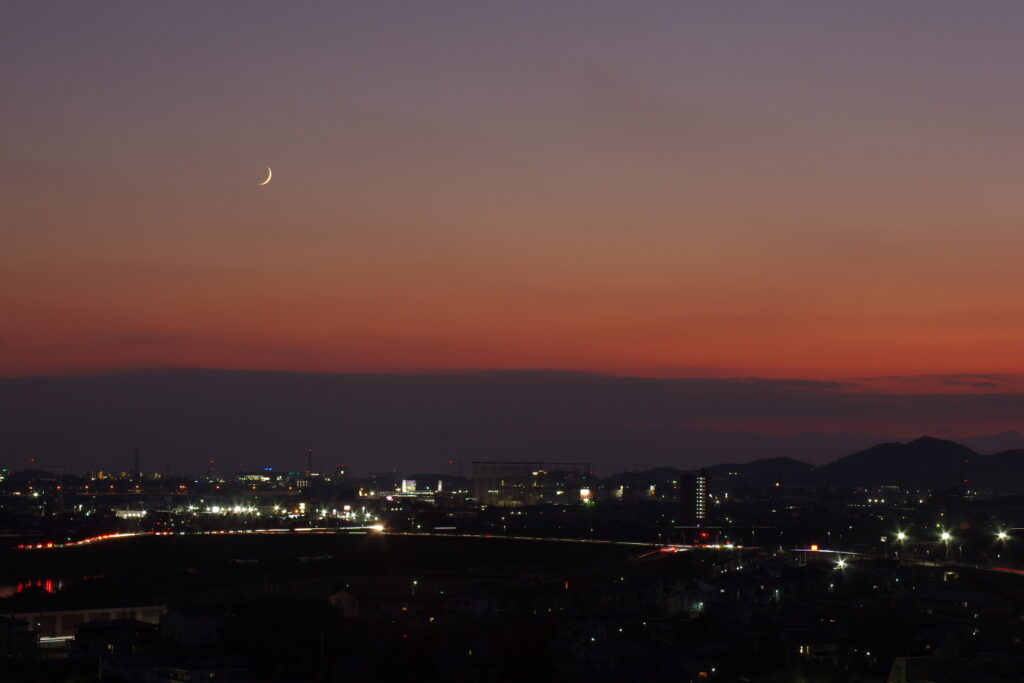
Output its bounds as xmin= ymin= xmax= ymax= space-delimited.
xmin=678 ymin=469 xmax=710 ymax=525
xmin=471 ymin=461 xmax=591 ymax=507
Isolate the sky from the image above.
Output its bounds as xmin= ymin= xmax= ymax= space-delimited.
xmin=4 ymin=3 xmax=1024 ymax=392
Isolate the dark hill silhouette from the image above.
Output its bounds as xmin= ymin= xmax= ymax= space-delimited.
xmin=706 ymin=457 xmax=816 ymax=488
xmin=603 ymin=467 xmax=685 ymax=489
xmin=814 ymin=437 xmax=975 ymax=489
xmin=960 ymin=432 xmax=1024 ymax=454
xmin=707 ymin=439 xmax=1024 ymax=492
xmin=965 ymin=448 xmax=1024 ymax=491
xmin=6 ymin=469 xmax=59 ymax=483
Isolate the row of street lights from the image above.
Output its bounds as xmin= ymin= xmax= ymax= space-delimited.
xmin=891 ymin=529 xmax=1011 ymax=543
xmin=833 ymin=529 xmax=1013 ymax=569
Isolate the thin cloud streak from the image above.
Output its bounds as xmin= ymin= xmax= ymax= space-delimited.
xmin=2 ymin=369 xmax=1023 ymax=473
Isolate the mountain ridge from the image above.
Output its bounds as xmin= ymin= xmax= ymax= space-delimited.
xmin=702 ymin=437 xmax=1024 ymax=492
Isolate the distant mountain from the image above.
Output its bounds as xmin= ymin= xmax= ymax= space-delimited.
xmin=706 ymin=457 xmax=817 ymax=489
xmin=814 ymin=437 xmax=975 ymax=489
xmin=813 ymin=437 xmax=1024 ymax=491
xmin=603 ymin=467 xmax=686 ymax=489
xmin=5 ymin=469 xmax=59 ymax=483
xmin=705 ymin=438 xmax=1024 ymax=493
xmin=958 ymin=432 xmax=1024 ymax=454
xmin=963 ymin=449 xmax=1024 ymax=492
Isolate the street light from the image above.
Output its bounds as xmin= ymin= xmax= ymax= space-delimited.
xmin=940 ymin=530 xmax=952 ymax=559
xmin=997 ymin=530 xmax=1009 ymax=541
xmin=835 ymin=558 xmax=847 ymax=570
xmin=896 ymin=531 xmax=907 ymax=542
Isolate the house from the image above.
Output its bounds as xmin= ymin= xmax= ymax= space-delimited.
xmin=162 ymin=605 xmax=225 ymax=648
xmin=76 ymin=618 xmax=158 ymax=658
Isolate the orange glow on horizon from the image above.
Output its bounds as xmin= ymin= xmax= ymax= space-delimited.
xmin=6 ymin=3 xmax=1024 ymax=397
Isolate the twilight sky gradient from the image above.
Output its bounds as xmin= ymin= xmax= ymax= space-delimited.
xmin=5 ymin=2 xmax=1024 ymax=383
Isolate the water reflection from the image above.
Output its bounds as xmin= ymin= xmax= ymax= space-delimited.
xmin=0 ymin=578 xmax=63 ymax=598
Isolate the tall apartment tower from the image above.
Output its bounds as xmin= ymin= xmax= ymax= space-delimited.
xmin=678 ymin=469 xmax=710 ymax=526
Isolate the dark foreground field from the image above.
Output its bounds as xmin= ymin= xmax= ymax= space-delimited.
xmin=0 ymin=532 xmax=655 ymax=611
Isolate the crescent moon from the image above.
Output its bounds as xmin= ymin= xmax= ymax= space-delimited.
xmin=258 ymin=166 xmax=272 ymax=186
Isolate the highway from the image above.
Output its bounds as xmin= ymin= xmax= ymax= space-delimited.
xmin=11 ymin=529 xmax=1024 ymax=579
